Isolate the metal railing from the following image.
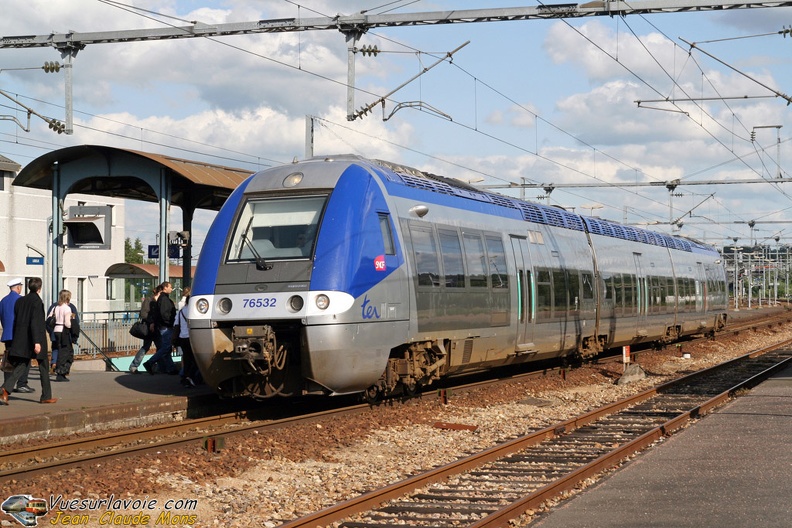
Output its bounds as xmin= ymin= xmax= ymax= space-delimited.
xmin=75 ymin=318 xmax=141 ymax=358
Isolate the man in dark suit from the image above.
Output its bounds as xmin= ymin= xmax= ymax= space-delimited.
xmin=0 ymin=277 xmax=56 ymax=404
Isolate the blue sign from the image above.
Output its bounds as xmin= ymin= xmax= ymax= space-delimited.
xmin=148 ymin=245 xmax=181 ymax=259
xmin=26 ymin=256 xmax=44 ymax=265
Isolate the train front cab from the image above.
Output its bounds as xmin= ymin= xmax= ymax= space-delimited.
xmin=189 ymin=159 xmax=412 ymax=398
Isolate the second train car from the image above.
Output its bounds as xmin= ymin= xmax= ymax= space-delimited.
xmin=189 ymin=155 xmax=728 ymax=400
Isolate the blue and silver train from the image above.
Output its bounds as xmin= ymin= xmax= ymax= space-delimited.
xmin=189 ymin=156 xmax=728 ymax=400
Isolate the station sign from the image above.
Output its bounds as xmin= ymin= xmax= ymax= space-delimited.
xmin=26 ymin=256 xmax=44 ymax=265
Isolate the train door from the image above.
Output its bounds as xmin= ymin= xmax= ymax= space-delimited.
xmin=633 ymin=253 xmax=648 ymax=337
xmin=510 ymin=235 xmax=535 ymax=353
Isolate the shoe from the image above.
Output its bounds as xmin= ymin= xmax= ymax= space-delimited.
xmin=129 ymin=366 xmax=138 ymax=374
xmin=55 ymin=375 xmax=69 ymax=382
xmin=0 ymin=388 xmax=8 ymax=405
xmin=39 ymin=398 xmax=57 ymax=404
xmin=142 ymin=362 xmax=154 ymax=375
xmin=185 ymin=377 xmax=196 ymax=388
xmin=14 ymin=386 xmax=35 ymax=393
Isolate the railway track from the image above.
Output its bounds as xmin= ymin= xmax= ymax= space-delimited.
xmin=1 ymin=311 xmax=788 ymax=486
xmin=280 ymin=340 xmax=792 ymax=528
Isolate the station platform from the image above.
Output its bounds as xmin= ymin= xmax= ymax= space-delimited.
xmin=0 ymin=368 xmax=221 ymax=444
xmin=533 ymin=361 xmax=792 ymax=528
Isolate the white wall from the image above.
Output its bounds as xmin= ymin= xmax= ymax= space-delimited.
xmin=0 ymin=167 xmax=126 ymax=314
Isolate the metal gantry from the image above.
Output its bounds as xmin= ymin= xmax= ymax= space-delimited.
xmin=2 ymin=0 xmax=792 ymax=121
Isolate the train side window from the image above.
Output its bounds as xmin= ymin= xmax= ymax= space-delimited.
xmin=623 ymin=274 xmax=635 ymax=313
xmin=438 ymin=229 xmax=465 ymax=288
xmin=411 ymin=226 xmax=440 ymax=287
xmin=378 ymin=213 xmax=396 ymax=255
xmin=485 ymin=236 xmax=509 ymax=289
xmin=553 ymin=269 xmax=567 ymax=317
xmin=536 ymin=268 xmax=552 ymax=321
xmin=581 ymin=271 xmax=594 ymax=300
xmin=463 ymin=233 xmax=487 ymax=288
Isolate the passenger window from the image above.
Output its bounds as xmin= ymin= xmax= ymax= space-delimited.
xmin=581 ymin=272 xmax=594 ymax=300
xmin=463 ymin=233 xmax=487 ymax=288
xmin=536 ymin=268 xmax=552 ymax=321
xmin=439 ymin=230 xmax=465 ymax=288
xmin=553 ymin=269 xmax=567 ymax=315
xmin=411 ymin=226 xmax=440 ymax=287
xmin=486 ymin=236 xmax=509 ymax=289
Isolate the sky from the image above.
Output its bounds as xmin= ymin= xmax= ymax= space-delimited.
xmin=1 ymin=0 xmax=792 ymax=258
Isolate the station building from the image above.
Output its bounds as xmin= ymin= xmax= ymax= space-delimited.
xmin=0 ymin=153 xmax=126 ymax=314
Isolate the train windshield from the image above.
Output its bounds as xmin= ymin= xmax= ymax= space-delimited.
xmin=226 ymin=195 xmax=328 ymax=263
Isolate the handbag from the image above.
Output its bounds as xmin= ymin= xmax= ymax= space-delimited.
xmin=45 ymin=314 xmax=56 ymax=334
xmin=129 ymin=319 xmax=148 ymax=340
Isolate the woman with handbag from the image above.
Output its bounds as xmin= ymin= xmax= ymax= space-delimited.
xmin=51 ymin=290 xmax=74 ymax=382
xmin=129 ymin=285 xmax=161 ymax=374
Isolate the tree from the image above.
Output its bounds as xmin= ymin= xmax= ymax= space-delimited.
xmin=125 ymin=237 xmax=145 ymax=263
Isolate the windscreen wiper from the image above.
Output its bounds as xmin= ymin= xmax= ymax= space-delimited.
xmin=240 ymin=217 xmax=272 ymax=271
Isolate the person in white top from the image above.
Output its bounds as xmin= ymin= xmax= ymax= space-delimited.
xmin=50 ymin=290 xmax=74 ymax=382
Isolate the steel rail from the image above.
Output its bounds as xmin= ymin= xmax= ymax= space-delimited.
xmin=280 ymin=338 xmax=792 ymax=528
xmin=0 ymin=401 xmax=369 ymax=482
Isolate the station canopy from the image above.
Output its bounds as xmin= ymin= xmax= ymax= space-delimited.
xmin=105 ymin=263 xmax=195 ymax=279
xmin=13 ymin=144 xmax=253 ymax=211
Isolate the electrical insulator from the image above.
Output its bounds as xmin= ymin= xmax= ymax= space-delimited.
xmin=360 ymin=45 xmax=380 ymax=57
xmin=750 ymin=131 xmax=756 ymax=142
xmin=48 ymin=120 xmax=65 ymax=134
xmin=43 ymin=61 xmax=61 ymax=73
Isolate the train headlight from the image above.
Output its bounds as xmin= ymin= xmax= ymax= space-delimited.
xmin=315 ymin=294 xmax=330 ymax=310
xmin=288 ymin=295 xmax=304 ymax=312
xmin=218 ymin=297 xmax=233 ymax=314
xmin=196 ymin=298 xmax=209 ymax=314
xmin=283 ymin=172 xmax=304 ymax=187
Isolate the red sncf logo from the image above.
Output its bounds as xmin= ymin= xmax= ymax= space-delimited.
xmin=374 ymin=255 xmax=386 ymax=271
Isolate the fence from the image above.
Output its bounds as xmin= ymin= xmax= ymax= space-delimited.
xmin=76 ymin=318 xmax=141 ymax=358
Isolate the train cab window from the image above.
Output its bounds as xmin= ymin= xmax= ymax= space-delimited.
xmin=378 ymin=213 xmax=396 ymax=255
xmin=226 ymin=195 xmax=327 ymax=262
xmin=439 ymin=230 xmax=465 ymax=288
xmin=463 ymin=233 xmax=487 ymax=288
xmin=486 ymin=236 xmax=508 ymax=289
xmin=412 ymin=226 xmax=440 ymax=287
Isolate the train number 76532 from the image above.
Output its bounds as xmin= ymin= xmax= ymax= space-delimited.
xmin=242 ymin=297 xmax=277 ymax=308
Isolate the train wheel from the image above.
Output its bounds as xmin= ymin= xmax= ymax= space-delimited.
xmin=363 ymin=385 xmax=381 ymax=404
xmin=402 ymin=379 xmax=418 ymax=397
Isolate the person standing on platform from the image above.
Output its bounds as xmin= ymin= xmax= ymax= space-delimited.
xmin=178 ymin=286 xmax=191 ymax=310
xmin=143 ymin=281 xmax=177 ymax=375
xmin=48 ymin=298 xmax=80 ymax=375
xmin=0 ymin=278 xmax=34 ymax=394
xmin=174 ymin=294 xmax=199 ymax=388
xmin=129 ymin=285 xmax=161 ymax=374
xmin=0 ymin=277 xmax=56 ymax=405
xmin=51 ymin=290 xmax=75 ymax=382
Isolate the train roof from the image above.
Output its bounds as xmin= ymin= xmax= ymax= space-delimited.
xmin=370 ymin=158 xmax=718 ymax=256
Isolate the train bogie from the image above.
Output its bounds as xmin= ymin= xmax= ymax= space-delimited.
xmin=190 ymin=155 xmax=728 ymax=399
